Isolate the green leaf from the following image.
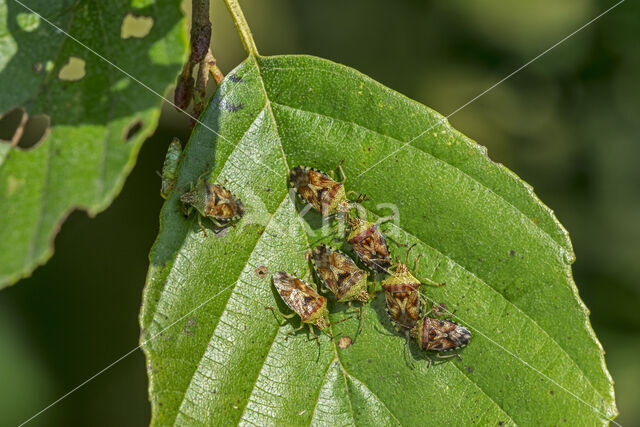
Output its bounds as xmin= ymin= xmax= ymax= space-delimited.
xmin=0 ymin=0 xmax=186 ymax=287
xmin=140 ymin=55 xmax=617 ymax=425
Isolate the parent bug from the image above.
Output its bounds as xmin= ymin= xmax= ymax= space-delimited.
xmin=411 ymin=303 xmax=472 ymax=368
xmin=310 ymin=245 xmax=369 ymax=335
xmin=267 ymin=271 xmax=330 ymax=341
xmin=381 ymin=261 xmax=422 ymax=332
xmin=180 ymin=175 xmax=245 ymax=233
xmin=267 ymin=271 xmax=352 ymax=342
xmin=381 ymin=244 xmax=445 ymax=331
xmin=381 ymin=245 xmax=446 ymax=367
xmin=160 ymin=138 xmax=183 ymax=199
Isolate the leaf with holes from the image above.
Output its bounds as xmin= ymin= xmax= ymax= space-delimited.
xmin=140 ymin=55 xmax=617 ymax=425
xmin=0 ymin=0 xmax=186 ymax=287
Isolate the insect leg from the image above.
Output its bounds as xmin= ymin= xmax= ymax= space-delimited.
xmin=264 ymin=306 xmax=296 ymax=323
xmin=404 ymin=333 xmax=415 ymax=369
xmin=437 ymin=352 xmax=463 ymax=361
xmin=285 ymin=323 xmax=305 ymax=341
xmin=356 ymin=300 xmax=366 ymax=337
xmin=328 ymin=315 xmax=353 ymax=327
xmin=309 ymin=324 xmax=322 ymax=345
xmin=425 ymin=302 xmax=449 ymax=318
xmin=419 ymin=276 xmax=446 ymax=287
xmin=197 ymin=215 xmax=208 ymax=237
xmin=337 ymin=159 xmax=347 ymax=184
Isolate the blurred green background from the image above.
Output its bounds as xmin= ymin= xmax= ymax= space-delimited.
xmin=1 ymin=0 xmax=638 ymax=425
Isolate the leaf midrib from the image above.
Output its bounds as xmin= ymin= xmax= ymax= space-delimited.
xmin=249 ymin=53 xmax=358 ymax=424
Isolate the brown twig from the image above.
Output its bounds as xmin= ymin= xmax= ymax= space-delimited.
xmin=174 ymin=0 xmax=224 ymax=122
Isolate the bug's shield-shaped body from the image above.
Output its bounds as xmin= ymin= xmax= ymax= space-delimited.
xmin=413 ymin=316 xmax=472 ymax=352
xmin=272 ymin=272 xmax=328 ymax=329
xmin=160 ymin=138 xmax=183 ymax=199
xmin=346 ymin=217 xmax=391 ymax=272
xmin=381 ymin=263 xmax=421 ymax=330
xmin=180 ymin=180 xmax=245 ymax=222
xmin=310 ymin=245 xmax=369 ymax=303
xmin=289 ymin=166 xmax=347 ymax=216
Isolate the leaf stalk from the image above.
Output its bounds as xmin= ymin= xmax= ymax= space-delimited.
xmin=223 ymin=0 xmax=259 ymax=57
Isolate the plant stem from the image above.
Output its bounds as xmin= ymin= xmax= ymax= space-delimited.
xmin=223 ymin=0 xmax=259 ymax=57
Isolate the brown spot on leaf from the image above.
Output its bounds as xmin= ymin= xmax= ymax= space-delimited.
xmin=255 ymin=265 xmax=268 ymax=279
xmin=183 ymin=317 xmax=197 ymax=336
xmin=338 ymin=336 xmax=352 ymax=349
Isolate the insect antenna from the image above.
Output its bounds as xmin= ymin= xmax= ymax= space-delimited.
xmin=405 ymin=243 xmax=417 ymax=265
xmin=404 ymin=332 xmax=415 ymax=369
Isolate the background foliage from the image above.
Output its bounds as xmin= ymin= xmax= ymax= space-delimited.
xmin=0 ymin=0 xmax=185 ymax=288
xmin=1 ymin=0 xmax=638 ymax=425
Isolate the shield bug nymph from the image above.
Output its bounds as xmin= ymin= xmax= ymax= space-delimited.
xmin=180 ymin=175 xmax=245 ymax=233
xmin=289 ymin=164 xmax=361 ymax=216
xmin=381 ymin=245 xmax=447 ymax=367
xmin=411 ymin=304 xmax=472 ymax=368
xmin=267 ymin=271 xmax=330 ymax=341
xmin=160 ymin=138 xmax=183 ymax=199
xmin=310 ymin=245 xmax=370 ymax=335
xmin=345 ymin=216 xmax=392 ymax=273
xmin=381 ymin=244 xmax=446 ymax=331
xmin=381 ymin=261 xmax=422 ymax=332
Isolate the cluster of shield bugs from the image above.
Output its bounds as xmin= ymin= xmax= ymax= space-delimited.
xmin=157 ymin=151 xmax=472 ymax=366
xmin=280 ymin=163 xmax=472 ymax=366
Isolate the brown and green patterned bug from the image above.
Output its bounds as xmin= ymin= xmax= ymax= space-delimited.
xmin=180 ymin=175 xmax=245 ymax=232
xmin=411 ymin=303 xmax=472 ymax=368
xmin=345 ymin=215 xmax=392 ymax=273
xmin=267 ymin=271 xmax=330 ymax=341
xmin=381 ymin=245 xmax=445 ymax=331
xmin=381 ymin=245 xmax=446 ymax=366
xmin=160 ymin=137 xmax=183 ymax=199
xmin=289 ymin=164 xmax=359 ymax=216
xmin=381 ymin=261 xmax=422 ymax=332
xmin=309 ymin=244 xmax=370 ymax=335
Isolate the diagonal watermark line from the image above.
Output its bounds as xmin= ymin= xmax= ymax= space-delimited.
xmin=18 ymin=281 xmax=237 ymax=426
xmin=11 ymin=0 xmax=281 ymax=178
xmin=354 ymin=0 xmax=625 ymax=180
xmin=12 ymin=0 xmax=622 ymax=424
